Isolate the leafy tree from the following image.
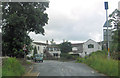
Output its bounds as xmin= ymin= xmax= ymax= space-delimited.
xmin=59 ymin=41 xmax=72 ymax=53
xmin=33 ymin=46 xmax=37 ymax=56
xmin=2 ymin=2 xmax=49 ymax=57
xmin=109 ymin=9 xmax=120 ymax=59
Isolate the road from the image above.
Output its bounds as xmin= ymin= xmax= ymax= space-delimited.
xmin=31 ymin=60 xmax=105 ymax=76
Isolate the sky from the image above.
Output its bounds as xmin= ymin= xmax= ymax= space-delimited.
xmin=29 ymin=0 xmax=120 ymax=44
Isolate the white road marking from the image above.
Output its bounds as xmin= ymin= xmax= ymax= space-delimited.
xmin=37 ymin=72 xmax=40 ymax=76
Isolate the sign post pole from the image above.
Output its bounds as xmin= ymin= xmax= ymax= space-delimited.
xmin=104 ymin=2 xmax=110 ymax=59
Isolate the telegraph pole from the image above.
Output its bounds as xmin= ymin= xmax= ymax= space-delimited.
xmin=104 ymin=2 xmax=110 ymax=59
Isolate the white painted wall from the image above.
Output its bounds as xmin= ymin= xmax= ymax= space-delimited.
xmin=27 ymin=42 xmax=47 ymax=57
xmin=48 ymin=47 xmax=61 ymax=58
xmin=81 ymin=39 xmax=102 ymax=57
xmin=49 ymin=51 xmax=61 ymax=58
xmin=72 ymin=47 xmax=78 ymax=51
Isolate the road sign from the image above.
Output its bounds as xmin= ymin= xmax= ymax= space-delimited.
xmin=104 ymin=2 xmax=108 ymax=10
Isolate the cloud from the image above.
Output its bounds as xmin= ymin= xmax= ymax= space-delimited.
xmin=29 ymin=0 xmax=119 ymax=43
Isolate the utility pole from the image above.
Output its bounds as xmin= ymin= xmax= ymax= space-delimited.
xmin=104 ymin=2 xmax=110 ymax=59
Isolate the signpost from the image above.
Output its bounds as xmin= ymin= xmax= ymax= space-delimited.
xmin=104 ymin=2 xmax=110 ymax=59
xmin=23 ymin=44 xmax=27 ymax=60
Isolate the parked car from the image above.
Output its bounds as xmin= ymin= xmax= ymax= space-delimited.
xmin=33 ymin=54 xmax=43 ymax=62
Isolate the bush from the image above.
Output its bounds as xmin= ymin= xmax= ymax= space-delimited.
xmin=60 ymin=53 xmax=75 ymax=60
xmin=2 ymin=58 xmax=25 ymax=76
xmin=76 ymin=57 xmax=85 ymax=63
xmin=26 ymin=56 xmax=31 ymax=60
xmin=30 ymin=56 xmax=33 ymax=60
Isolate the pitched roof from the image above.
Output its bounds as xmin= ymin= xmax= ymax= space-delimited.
xmin=33 ymin=42 xmax=47 ymax=45
xmin=84 ymin=39 xmax=96 ymax=43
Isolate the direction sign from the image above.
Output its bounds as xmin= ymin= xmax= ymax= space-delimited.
xmin=104 ymin=2 xmax=108 ymax=10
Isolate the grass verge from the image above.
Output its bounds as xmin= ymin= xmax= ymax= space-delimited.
xmin=0 ymin=66 xmax=2 ymax=77
xmin=76 ymin=50 xmax=119 ymax=77
xmin=2 ymin=57 xmax=25 ymax=76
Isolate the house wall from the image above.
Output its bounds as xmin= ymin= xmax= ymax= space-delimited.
xmin=49 ymin=51 xmax=61 ymax=58
xmin=27 ymin=43 xmax=47 ymax=57
xmin=81 ymin=39 xmax=102 ymax=57
xmin=47 ymin=47 xmax=61 ymax=58
xmin=71 ymin=44 xmax=83 ymax=55
xmin=77 ymin=44 xmax=83 ymax=53
xmin=72 ymin=47 xmax=77 ymax=51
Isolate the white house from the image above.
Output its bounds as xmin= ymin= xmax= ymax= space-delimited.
xmin=27 ymin=42 xmax=48 ymax=57
xmin=27 ymin=41 xmax=61 ymax=58
xmin=80 ymin=39 xmax=102 ymax=57
xmin=71 ymin=39 xmax=102 ymax=57
xmin=46 ymin=45 xmax=61 ymax=58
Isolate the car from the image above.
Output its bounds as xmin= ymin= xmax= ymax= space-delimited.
xmin=33 ymin=54 xmax=43 ymax=62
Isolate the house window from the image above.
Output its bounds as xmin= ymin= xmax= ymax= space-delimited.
xmin=53 ymin=53 xmax=58 ymax=56
xmin=88 ymin=44 xmax=94 ymax=48
xmin=54 ymin=48 xmax=58 ymax=51
xmin=49 ymin=48 xmax=53 ymax=51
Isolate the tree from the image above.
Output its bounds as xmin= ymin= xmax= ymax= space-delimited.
xmin=59 ymin=41 xmax=72 ymax=53
xmin=109 ymin=9 xmax=120 ymax=59
xmin=33 ymin=46 xmax=37 ymax=56
xmin=2 ymin=2 xmax=49 ymax=57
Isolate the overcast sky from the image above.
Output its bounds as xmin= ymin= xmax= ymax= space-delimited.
xmin=29 ymin=0 xmax=120 ymax=44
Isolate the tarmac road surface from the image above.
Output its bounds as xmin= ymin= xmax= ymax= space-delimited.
xmin=31 ymin=60 xmax=106 ymax=77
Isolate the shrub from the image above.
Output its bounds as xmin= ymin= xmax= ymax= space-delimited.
xmin=76 ymin=57 xmax=85 ymax=63
xmin=2 ymin=57 xmax=25 ymax=76
xmin=26 ymin=56 xmax=31 ymax=60
xmin=60 ymin=53 xmax=75 ymax=60
xmin=30 ymin=56 xmax=33 ymax=60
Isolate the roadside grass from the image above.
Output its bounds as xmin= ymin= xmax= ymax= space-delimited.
xmin=77 ymin=50 xmax=119 ymax=76
xmin=0 ymin=66 xmax=2 ymax=77
xmin=2 ymin=57 xmax=25 ymax=76
xmin=17 ymin=58 xmax=32 ymax=65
